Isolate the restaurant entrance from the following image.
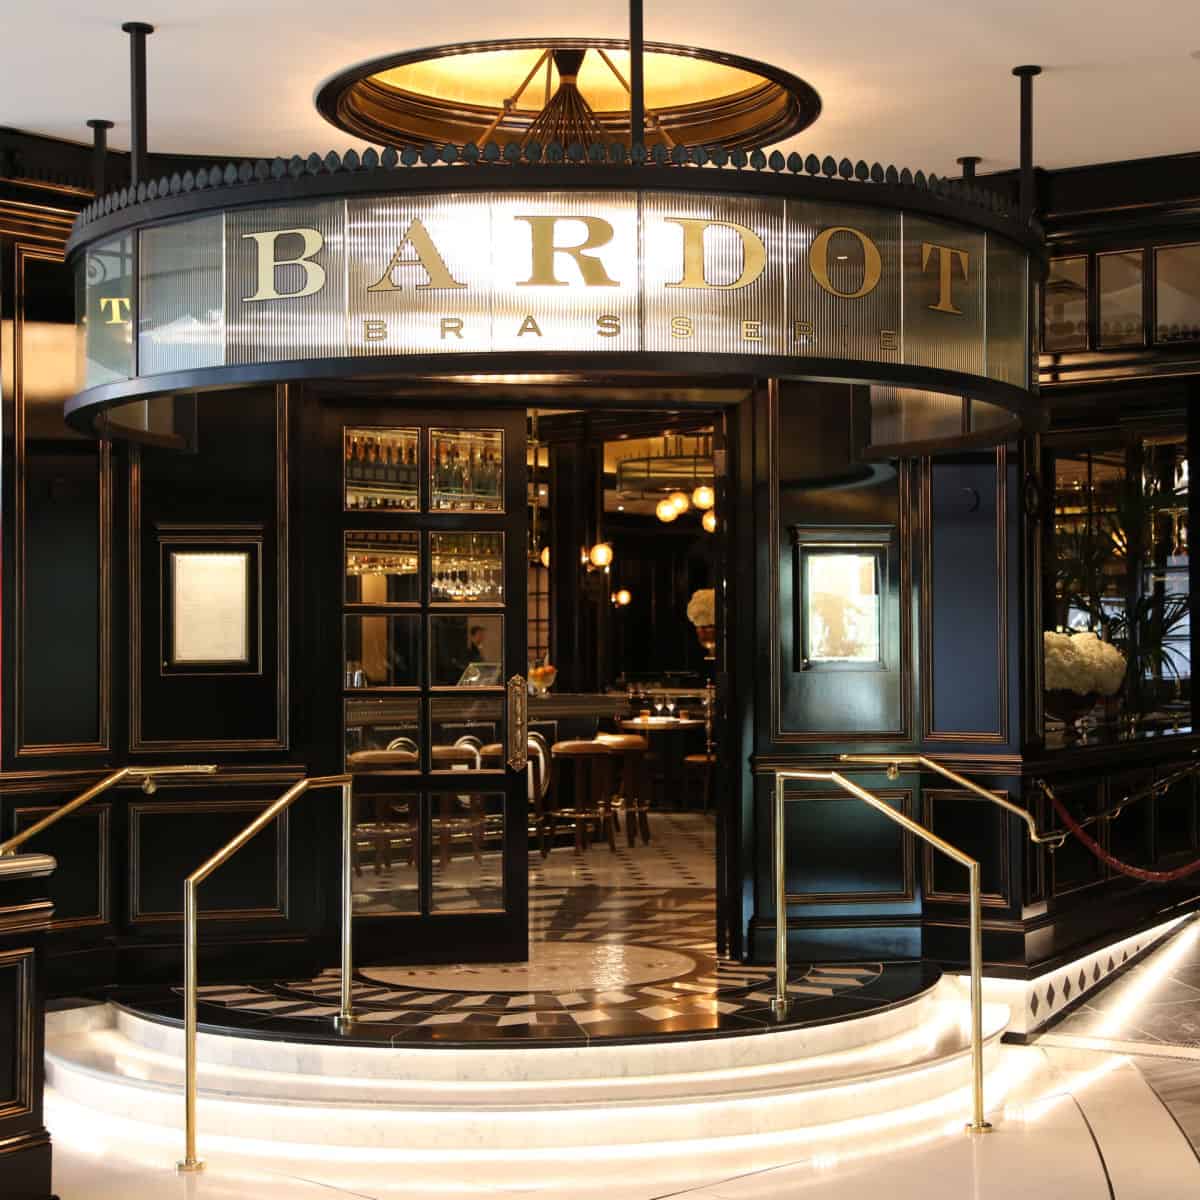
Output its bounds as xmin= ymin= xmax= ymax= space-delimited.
xmin=309 ymin=397 xmax=531 ymax=965
xmin=307 ymin=391 xmax=728 ymax=969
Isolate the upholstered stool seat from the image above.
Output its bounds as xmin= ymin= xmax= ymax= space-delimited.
xmin=550 ymin=740 xmax=616 ymax=852
xmin=346 ymin=754 xmax=418 ymax=875
xmin=347 ymin=749 xmax=418 ymax=770
xmin=595 ymin=732 xmax=652 ymax=846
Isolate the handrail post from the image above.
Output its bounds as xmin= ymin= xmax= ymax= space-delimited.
xmin=773 ymin=767 xmax=991 ymax=1134
xmin=177 ymin=877 xmax=202 ymax=1173
xmin=967 ymin=861 xmax=989 ymax=1133
xmin=176 ymin=774 xmax=353 ymax=1170
xmin=335 ymin=778 xmax=356 ymax=1030
xmin=773 ymin=771 xmax=787 ymax=1013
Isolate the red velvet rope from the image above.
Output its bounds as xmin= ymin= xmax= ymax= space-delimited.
xmin=1046 ymin=786 xmax=1200 ymax=882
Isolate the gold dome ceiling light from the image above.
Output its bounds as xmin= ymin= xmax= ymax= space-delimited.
xmin=316 ymin=38 xmax=821 ymax=150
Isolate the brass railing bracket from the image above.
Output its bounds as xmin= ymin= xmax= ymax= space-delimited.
xmin=0 ymin=764 xmax=218 ymax=857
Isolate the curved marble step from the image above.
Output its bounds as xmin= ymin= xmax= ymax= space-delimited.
xmin=44 ymin=990 xmax=1009 ymax=1151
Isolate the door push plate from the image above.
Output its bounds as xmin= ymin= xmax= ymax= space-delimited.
xmin=507 ymin=675 xmax=528 ymax=771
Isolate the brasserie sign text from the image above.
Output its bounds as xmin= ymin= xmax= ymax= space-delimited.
xmin=110 ymin=189 xmax=1029 ymax=386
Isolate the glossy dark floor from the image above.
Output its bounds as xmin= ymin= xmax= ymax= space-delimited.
xmin=113 ymin=812 xmax=934 ymax=1044
xmin=116 ymin=958 xmax=938 ymax=1047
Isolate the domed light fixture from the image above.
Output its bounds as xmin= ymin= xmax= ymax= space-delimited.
xmin=539 ymin=545 xmax=550 ymax=568
xmin=702 ymin=510 xmax=718 ymax=533
xmin=656 ymin=497 xmax=679 ymax=523
xmin=668 ymin=490 xmax=690 ymax=514
xmin=588 ymin=541 xmax=614 ymax=568
xmin=692 ymin=484 xmax=715 ymax=511
xmin=614 ymin=588 xmax=632 ymax=607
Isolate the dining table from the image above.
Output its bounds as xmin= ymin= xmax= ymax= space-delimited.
xmin=617 ymin=715 xmax=706 ymax=810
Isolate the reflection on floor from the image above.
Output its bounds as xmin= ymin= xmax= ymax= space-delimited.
xmin=176 ymin=815 xmax=923 ymax=1041
xmin=177 ymin=957 xmax=905 ymax=1042
xmin=1035 ymin=917 xmax=1200 ymax=1152
xmin=353 ymin=810 xmax=714 ymax=914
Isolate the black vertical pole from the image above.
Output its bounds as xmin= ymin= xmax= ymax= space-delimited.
xmin=957 ymin=155 xmax=981 ymax=180
xmin=86 ymin=119 xmax=114 ymax=195
xmin=1013 ymin=65 xmax=1041 ymax=224
xmin=629 ymin=0 xmax=644 ymax=148
xmin=122 ymin=21 xmax=154 ymax=187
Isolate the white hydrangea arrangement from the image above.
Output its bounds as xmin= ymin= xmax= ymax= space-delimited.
xmin=687 ymin=588 xmax=715 ymax=627
xmin=1044 ymin=631 xmax=1127 ymax=696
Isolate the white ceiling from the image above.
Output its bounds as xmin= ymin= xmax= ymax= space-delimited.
xmin=5 ymin=0 xmax=1200 ymax=176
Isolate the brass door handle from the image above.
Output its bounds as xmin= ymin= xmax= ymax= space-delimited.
xmin=507 ymin=674 xmax=528 ymax=771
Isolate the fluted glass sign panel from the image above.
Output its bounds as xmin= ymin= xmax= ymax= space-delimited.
xmin=902 ymin=215 xmax=984 ymax=376
xmin=986 ymin=233 xmax=1029 ymax=385
xmin=73 ymin=189 xmax=1034 ymax=442
xmin=139 ymin=215 xmax=224 ymax=374
xmin=225 ymin=201 xmax=346 ymax=364
xmin=83 ymin=234 xmax=134 ymax=386
xmin=785 ymin=202 xmax=901 ymax=363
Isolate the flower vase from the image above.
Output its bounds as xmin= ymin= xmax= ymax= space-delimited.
xmin=695 ymin=624 xmax=717 ymax=660
xmin=1044 ymin=689 xmax=1098 ymax=741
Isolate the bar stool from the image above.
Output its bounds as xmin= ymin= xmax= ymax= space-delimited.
xmin=431 ymin=745 xmax=484 ymax=867
xmin=683 ymin=751 xmax=717 ymax=811
xmin=549 ymin=740 xmax=617 ymax=853
xmin=346 ymin=749 xmax=419 ymax=874
xmin=594 ymin=732 xmax=651 ymax=846
xmin=684 ymin=683 xmax=718 ymax=812
xmin=479 ymin=736 xmax=552 ymax=857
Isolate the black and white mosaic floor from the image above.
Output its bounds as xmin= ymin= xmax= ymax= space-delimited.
xmin=133 ymin=814 xmax=934 ymax=1044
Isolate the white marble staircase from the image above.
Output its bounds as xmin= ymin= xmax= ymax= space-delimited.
xmin=43 ymin=977 xmax=1012 ymax=1183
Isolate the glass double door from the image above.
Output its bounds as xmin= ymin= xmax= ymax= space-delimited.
xmin=321 ymin=400 xmax=529 ymax=965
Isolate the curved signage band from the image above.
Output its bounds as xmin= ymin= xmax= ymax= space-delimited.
xmin=68 ymin=171 xmax=1037 ymax=438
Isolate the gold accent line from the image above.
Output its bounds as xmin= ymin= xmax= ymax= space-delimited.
xmin=178 ymin=774 xmax=356 ymax=1175
xmin=0 ymin=766 xmax=218 ymax=857
xmin=772 ymin=768 xmax=991 ymax=1134
xmin=838 ymin=754 xmax=1067 ymax=848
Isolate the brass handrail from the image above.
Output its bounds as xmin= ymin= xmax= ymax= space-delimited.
xmin=771 ymin=769 xmax=991 ymax=1133
xmin=177 ymin=773 xmax=356 ymax=1174
xmin=0 ymin=765 xmax=218 ymax=857
xmin=839 ymin=754 xmax=1068 ymax=849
